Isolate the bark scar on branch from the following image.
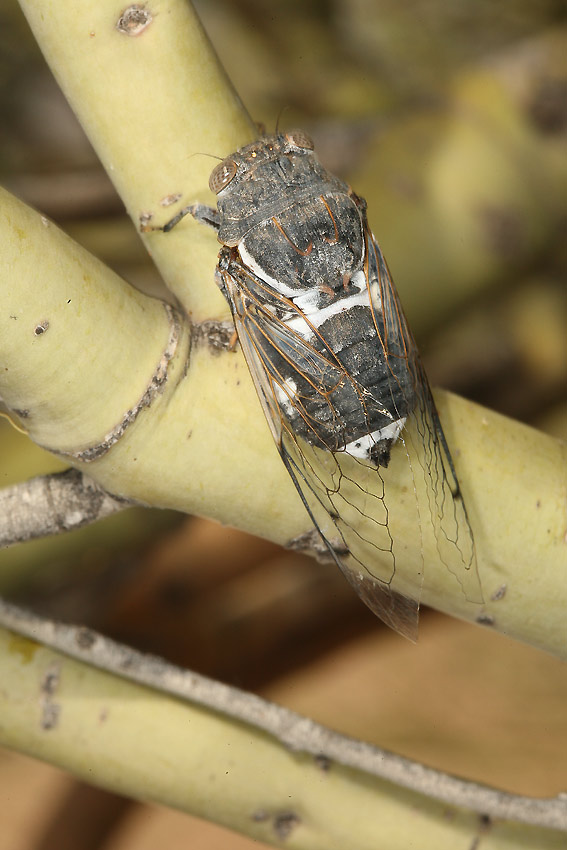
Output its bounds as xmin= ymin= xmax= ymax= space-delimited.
xmin=48 ymin=302 xmax=184 ymax=463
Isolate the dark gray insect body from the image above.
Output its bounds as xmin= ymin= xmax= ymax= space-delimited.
xmin=155 ymin=130 xmax=483 ymax=639
xmin=213 ymin=132 xmax=414 ymax=464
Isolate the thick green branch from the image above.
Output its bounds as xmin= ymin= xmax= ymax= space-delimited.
xmin=17 ymin=0 xmax=256 ymax=321
xmin=0 ymin=186 xmax=191 ymax=453
xmin=2 ymin=182 xmax=566 ymax=655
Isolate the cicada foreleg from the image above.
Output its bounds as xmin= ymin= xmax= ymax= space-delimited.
xmin=140 ymin=203 xmax=220 ymax=234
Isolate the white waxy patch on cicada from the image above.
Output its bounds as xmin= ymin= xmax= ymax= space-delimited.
xmin=274 ymin=377 xmax=298 ymax=416
xmin=284 ymin=312 xmax=316 ymax=342
xmin=304 ymin=281 xmax=370 ymax=330
xmin=344 ymin=418 xmax=406 ymax=460
xmin=290 ymin=289 xmax=320 ymax=315
xmin=284 ymin=283 xmax=372 ymax=343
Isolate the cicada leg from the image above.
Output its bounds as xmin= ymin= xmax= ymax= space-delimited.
xmin=140 ymin=203 xmax=220 ymax=233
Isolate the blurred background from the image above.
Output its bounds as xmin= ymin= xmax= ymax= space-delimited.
xmin=1 ymin=0 xmax=566 ymax=848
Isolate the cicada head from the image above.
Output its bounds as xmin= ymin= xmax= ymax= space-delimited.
xmin=209 ymin=132 xmax=315 ymax=195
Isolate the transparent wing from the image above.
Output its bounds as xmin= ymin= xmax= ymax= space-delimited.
xmin=365 ymin=232 xmax=482 ymax=607
xmin=221 ymin=243 xmax=481 ymax=640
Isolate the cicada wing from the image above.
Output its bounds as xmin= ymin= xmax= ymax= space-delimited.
xmin=278 ymin=422 xmax=421 ymax=640
xmin=366 ymin=233 xmax=483 ymax=605
xmin=224 ymin=272 xmax=425 ymax=640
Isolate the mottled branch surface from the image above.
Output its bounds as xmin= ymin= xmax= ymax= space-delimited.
xmin=0 ymin=469 xmax=129 ymax=548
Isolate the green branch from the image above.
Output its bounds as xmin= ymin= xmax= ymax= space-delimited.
xmin=0 ymin=604 xmax=565 ymax=847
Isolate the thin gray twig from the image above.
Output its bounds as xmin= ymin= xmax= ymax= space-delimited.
xmin=0 ymin=469 xmax=130 ymax=548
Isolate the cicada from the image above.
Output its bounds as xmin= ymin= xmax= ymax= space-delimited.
xmin=152 ymin=129 xmax=482 ymax=639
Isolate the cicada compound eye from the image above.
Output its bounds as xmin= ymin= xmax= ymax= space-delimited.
xmin=209 ymin=159 xmax=238 ymax=194
xmin=285 ymin=129 xmax=314 ymax=151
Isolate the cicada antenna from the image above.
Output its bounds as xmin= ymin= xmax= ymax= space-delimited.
xmin=188 ymin=151 xmax=224 ymax=162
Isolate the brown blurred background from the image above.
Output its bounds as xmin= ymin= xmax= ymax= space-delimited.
xmin=1 ymin=1 xmax=566 ymax=848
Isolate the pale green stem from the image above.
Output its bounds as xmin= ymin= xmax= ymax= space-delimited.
xmin=0 ymin=612 xmax=565 ymax=847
